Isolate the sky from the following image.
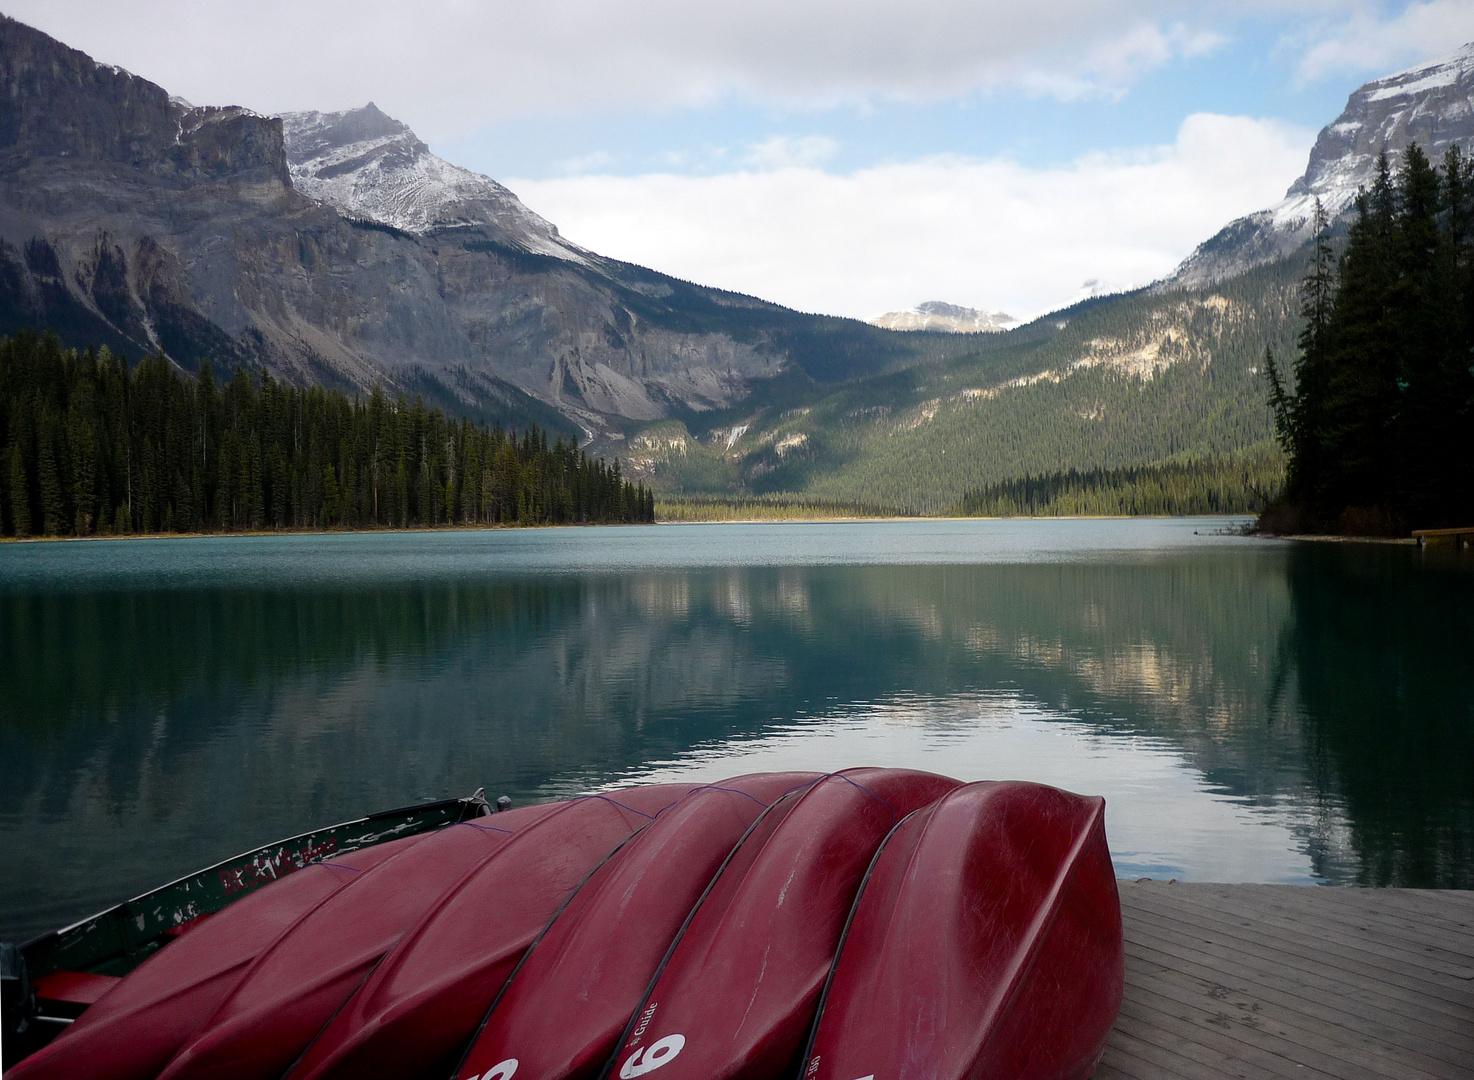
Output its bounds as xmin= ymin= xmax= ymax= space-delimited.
xmin=8 ymin=1 xmax=1474 ymax=320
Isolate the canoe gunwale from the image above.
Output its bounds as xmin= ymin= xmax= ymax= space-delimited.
xmin=4 ymin=789 xmax=494 ymax=1050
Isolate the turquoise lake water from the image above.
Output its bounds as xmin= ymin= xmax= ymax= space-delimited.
xmin=2 ymin=518 xmax=1471 ymax=940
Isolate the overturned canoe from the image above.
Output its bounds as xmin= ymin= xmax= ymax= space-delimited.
xmin=803 ymin=781 xmax=1124 ymax=1080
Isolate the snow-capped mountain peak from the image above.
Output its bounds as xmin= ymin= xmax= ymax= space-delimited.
xmin=869 ymin=300 xmax=1017 ymax=334
xmin=1169 ymin=41 xmax=1474 ymax=289
xmin=279 ymin=103 xmax=587 ymax=264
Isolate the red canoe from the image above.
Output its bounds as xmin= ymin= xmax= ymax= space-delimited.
xmin=454 ymin=773 xmax=822 ymax=1080
xmin=5 ymin=833 xmax=424 ymax=1080
xmin=802 ymin=781 xmax=1124 ymax=1080
xmin=605 ymin=768 xmax=960 ymax=1080
xmin=281 ymin=785 xmax=699 ymax=1080
xmin=157 ymin=786 xmax=690 ymax=1080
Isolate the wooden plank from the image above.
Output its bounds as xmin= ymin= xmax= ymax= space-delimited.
xmin=1097 ymin=883 xmax=1474 ymax=1080
xmin=1126 ymin=890 xmax=1474 ymax=1016
xmin=1115 ymin=997 xmax=1310 ymax=1079
xmin=1123 ymin=960 xmax=1464 ymax=1079
xmin=1146 ymin=888 xmax=1474 ymax=987
xmin=1200 ymin=884 xmax=1474 ymax=946
xmin=1120 ymin=901 xmax=1473 ymax=1036
xmin=1173 ymin=885 xmax=1474 ymax=959
xmin=1097 ymin=1023 xmax=1261 ymax=1080
xmin=1116 ymin=982 xmax=1381 ymax=1080
xmin=1114 ymin=931 xmax=1462 ymax=1072
xmin=1137 ymin=951 xmax=1474 ymax=1071
xmin=1302 ymin=888 xmax=1474 ymax=940
xmin=1124 ymin=888 xmax=1474 ymax=1010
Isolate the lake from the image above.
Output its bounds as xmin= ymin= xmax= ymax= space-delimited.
xmin=2 ymin=518 xmax=1471 ymax=942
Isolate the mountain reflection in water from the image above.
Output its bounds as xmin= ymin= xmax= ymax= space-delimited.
xmin=0 ymin=522 xmax=1470 ymax=941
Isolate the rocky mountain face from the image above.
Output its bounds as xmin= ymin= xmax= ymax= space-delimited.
xmin=869 ymin=301 xmax=1017 ymax=334
xmin=1170 ymin=41 xmax=1474 ymax=288
xmin=280 ymin=104 xmax=583 ymax=262
xmin=0 ymin=17 xmax=938 ymax=437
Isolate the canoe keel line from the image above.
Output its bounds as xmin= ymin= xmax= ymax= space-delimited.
xmin=2 ymin=772 xmax=1123 ymax=1080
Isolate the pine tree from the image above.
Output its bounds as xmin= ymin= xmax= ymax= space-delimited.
xmin=7 ymin=438 xmax=30 ymax=536
xmin=36 ymin=419 xmax=64 ymax=536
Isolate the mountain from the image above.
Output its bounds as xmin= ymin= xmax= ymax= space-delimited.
xmin=869 ymin=301 xmax=1017 ymax=334
xmin=626 ymin=48 xmax=1474 ymax=509
xmin=0 ymin=16 xmax=969 ymax=438
xmin=620 ymin=262 xmax=1295 ymax=512
xmin=1170 ymin=41 xmax=1474 ymax=288
xmin=280 ymin=104 xmax=583 ymax=262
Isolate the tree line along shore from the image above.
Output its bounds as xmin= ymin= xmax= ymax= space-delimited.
xmin=0 ymin=334 xmax=653 ymax=539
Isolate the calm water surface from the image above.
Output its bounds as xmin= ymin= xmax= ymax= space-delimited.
xmin=2 ymin=519 xmax=1472 ymax=941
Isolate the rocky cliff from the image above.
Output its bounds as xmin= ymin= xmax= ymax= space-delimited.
xmin=1169 ymin=42 xmax=1474 ymax=288
xmin=0 ymin=17 xmax=935 ymax=437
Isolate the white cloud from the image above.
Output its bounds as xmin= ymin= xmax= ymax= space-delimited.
xmin=1296 ymin=0 xmax=1474 ymax=82
xmin=744 ymin=136 xmax=839 ymax=170
xmin=510 ymin=114 xmax=1314 ymax=321
xmin=5 ymin=0 xmax=1230 ymax=139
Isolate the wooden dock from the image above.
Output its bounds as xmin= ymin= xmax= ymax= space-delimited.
xmin=1095 ymin=881 xmax=1474 ymax=1080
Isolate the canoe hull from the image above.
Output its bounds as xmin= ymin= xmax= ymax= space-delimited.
xmin=803 ymin=781 xmax=1124 ymax=1080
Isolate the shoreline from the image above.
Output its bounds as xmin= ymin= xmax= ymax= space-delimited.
xmin=0 ymin=513 xmax=1263 ymax=545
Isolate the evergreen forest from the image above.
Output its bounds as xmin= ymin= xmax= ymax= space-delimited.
xmin=0 ymin=333 xmax=653 ymax=538
xmin=952 ymin=452 xmax=1281 ymax=518
xmin=1267 ymin=144 xmax=1474 ymax=533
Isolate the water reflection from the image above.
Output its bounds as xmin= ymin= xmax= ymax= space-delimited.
xmin=1 ymin=525 xmax=1470 ymax=941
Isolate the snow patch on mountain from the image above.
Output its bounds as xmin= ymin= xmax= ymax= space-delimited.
xmin=870 ymin=300 xmax=1017 ymax=333
xmin=1168 ymin=41 xmax=1474 ymax=289
xmin=279 ymin=103 xmax=588 ymax=265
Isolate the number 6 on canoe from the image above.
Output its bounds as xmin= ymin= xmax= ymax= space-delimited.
xmin=619 ymin=1035 xmax=685 ymax=1078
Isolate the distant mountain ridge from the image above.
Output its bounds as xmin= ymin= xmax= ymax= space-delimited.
xmin=1169 ymin=41 xmax=1474 ymax=288
xmin=869 ymin=301 xmax=1017 ymax=334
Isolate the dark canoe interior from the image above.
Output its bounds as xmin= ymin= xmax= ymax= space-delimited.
xmin=1 ymin=791 xmax=492 ymax=1063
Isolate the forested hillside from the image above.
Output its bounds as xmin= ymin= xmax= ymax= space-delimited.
xmin=1266 ymin=146 xmax=1474 ymax=533
xmin=0 ymin=333 xmax=653 ymax=538
xmin=952 ymin=452 xmax=1282 ymax=517
xmin=619 ymin=255 xmax=1302 ymax=513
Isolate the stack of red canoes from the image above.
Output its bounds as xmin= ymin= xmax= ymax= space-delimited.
xmin=10 ymin=770 xmax=1123 ymax=1080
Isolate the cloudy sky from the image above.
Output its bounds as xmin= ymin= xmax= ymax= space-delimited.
xmin=9 ymin=1 xmax=1474 ymax=319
